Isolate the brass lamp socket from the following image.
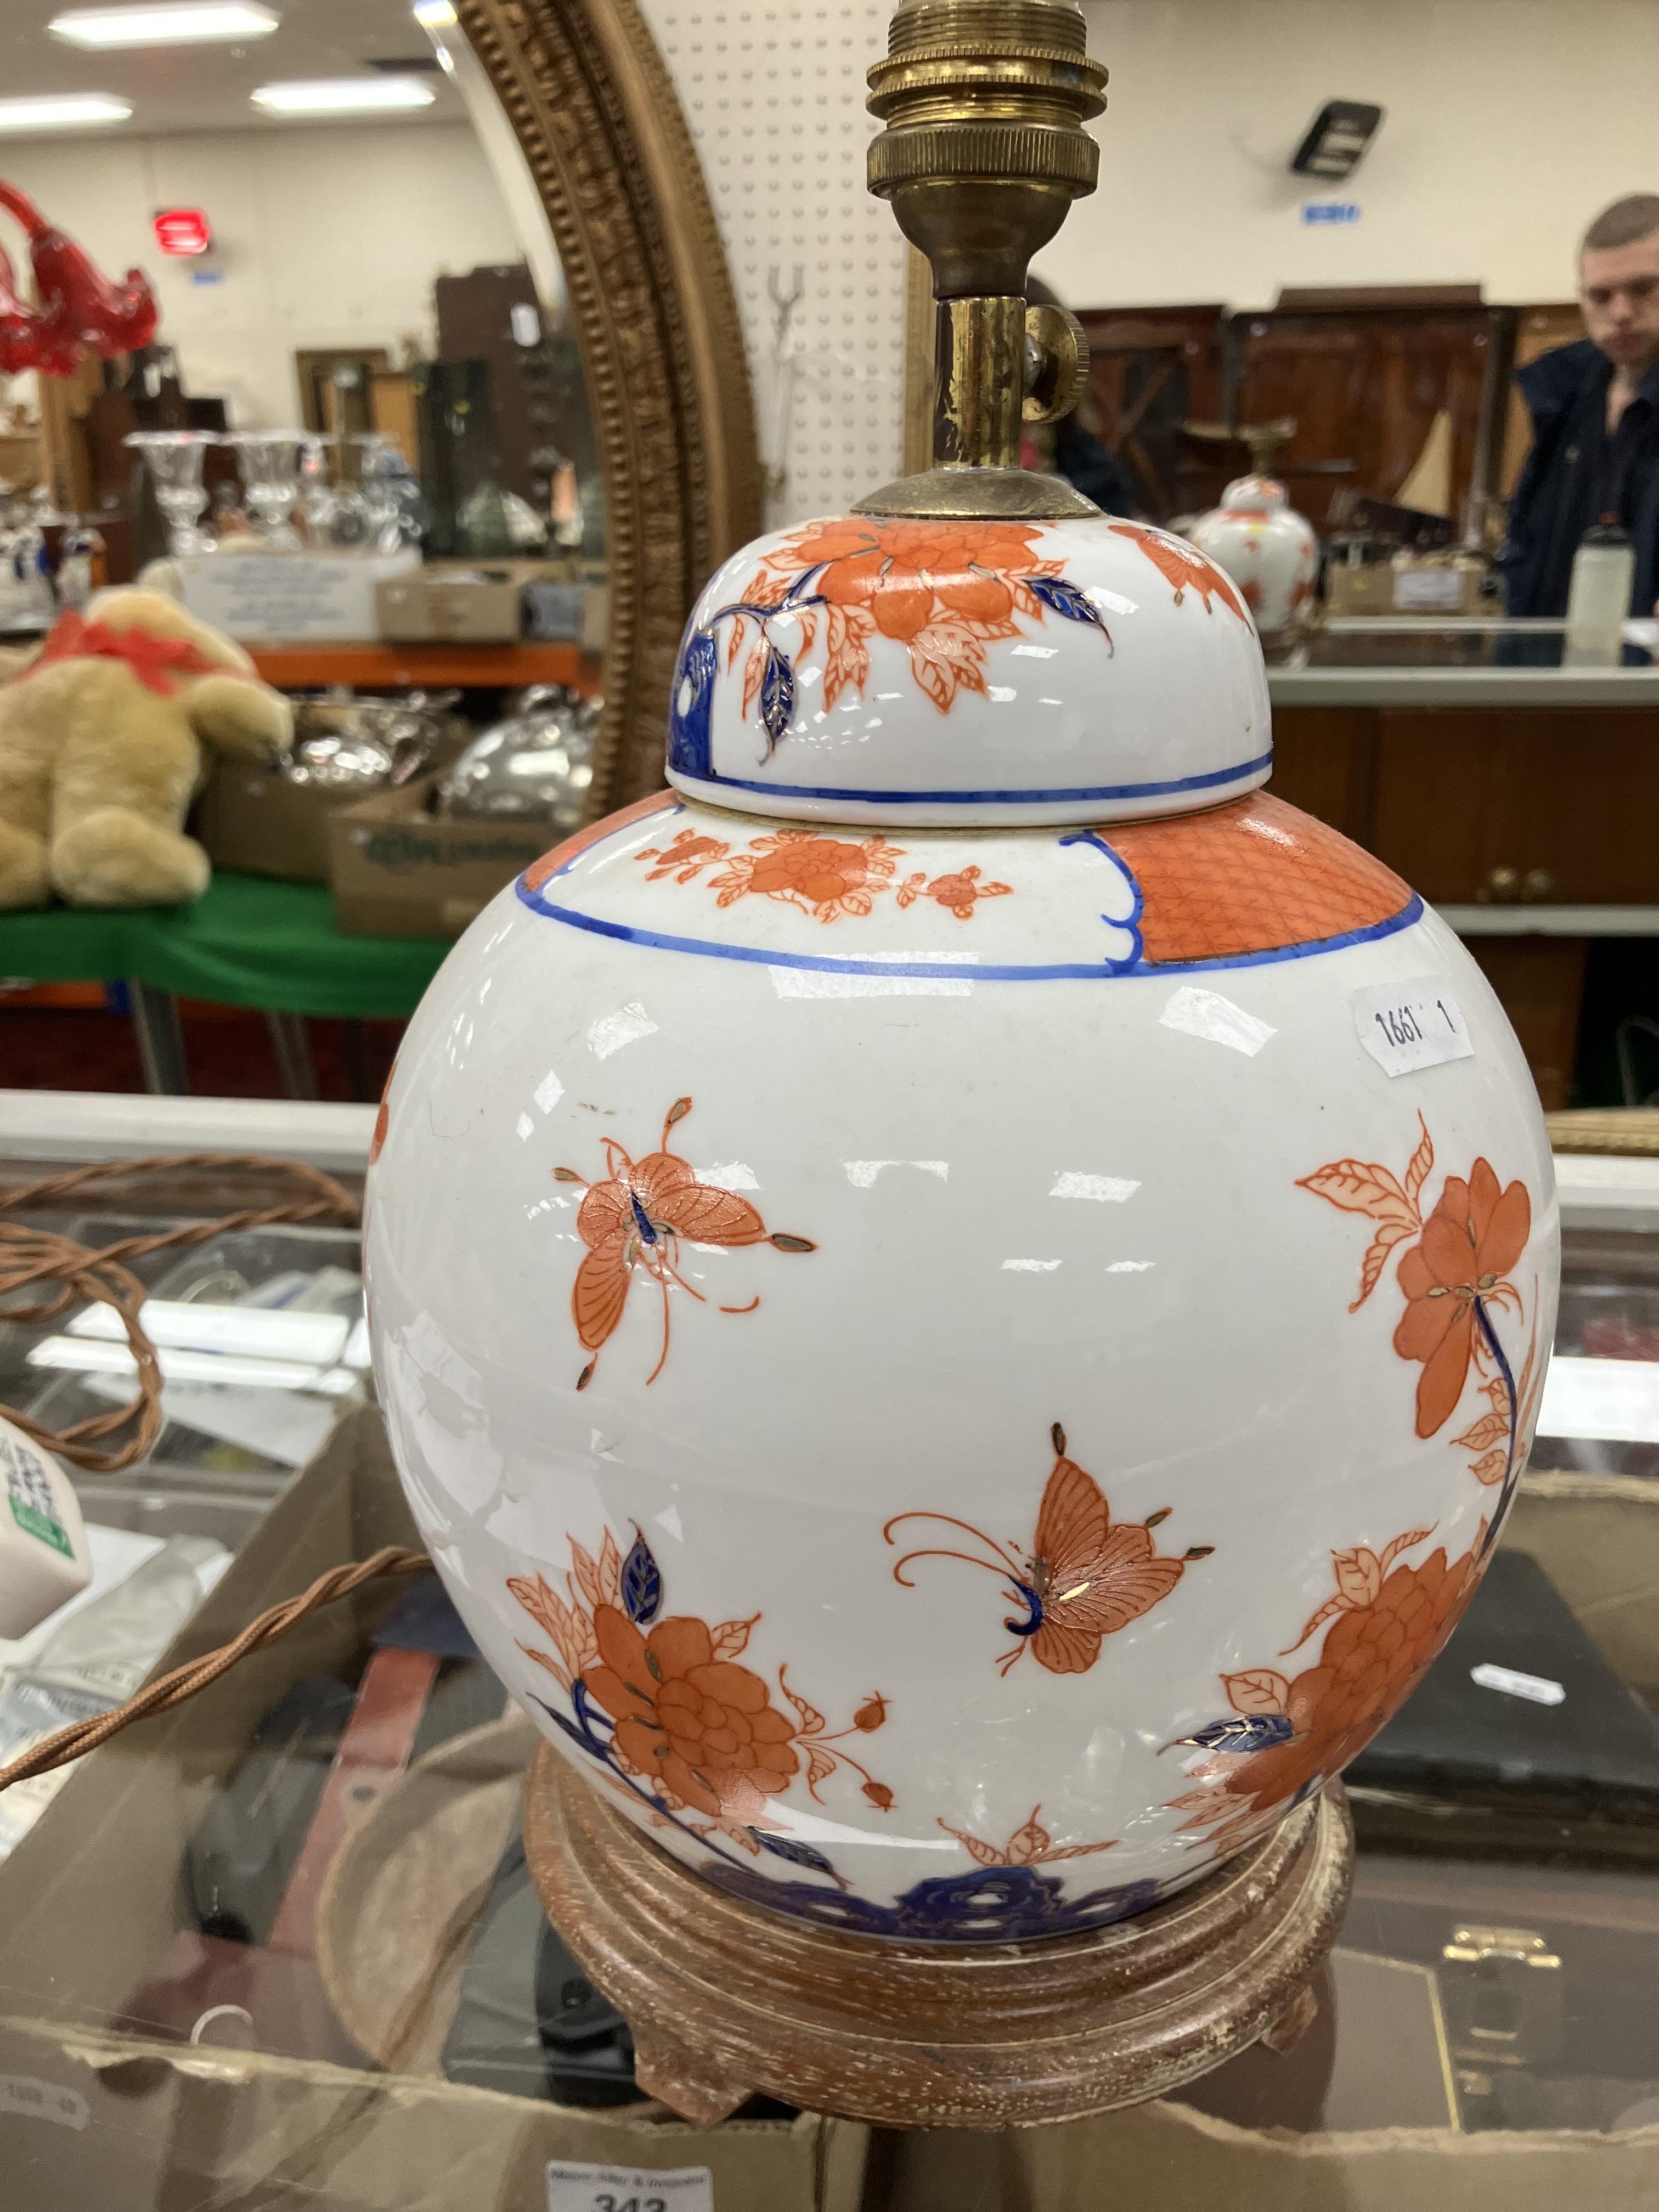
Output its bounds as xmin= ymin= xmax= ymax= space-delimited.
xmin=867 ymin=0 xmax=1108 ymax=300
xmin=863 ymin=0 xmax=1108 ymax=505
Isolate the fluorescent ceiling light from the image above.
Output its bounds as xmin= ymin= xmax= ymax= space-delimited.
xmin=67 ymin=1296 xmax=350 ymax=1367
xmin=252 ymin=76 xmax=434 ymax=115
xmin=29 ymin=1335 xmax=332 ymax=1393
xmin=412 ymin=0 xmax=457 ymax=23
xmin=1538 ymin=1355 xmax=1659 ymax=1445
xmin=49 ymin=3 xmax=279 ymax=47
xmin=0 ymin=93 xmax=132 ymax=132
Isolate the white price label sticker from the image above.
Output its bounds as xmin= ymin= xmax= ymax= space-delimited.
xmin=0 ymin=2074 xmax=89 ymax=2130
xmin=1352 ymin=978 xmax=1474 ymax=1077
xmin=547 ymin=2164 xmax=713 ymax=2212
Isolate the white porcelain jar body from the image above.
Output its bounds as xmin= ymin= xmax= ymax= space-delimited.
xmin=1188 ymin=477 xmax=1319 ymax=637
xmin=368 ymin=772 xmax=1556 ymax=1940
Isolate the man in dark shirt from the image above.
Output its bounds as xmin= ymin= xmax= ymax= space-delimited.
xmin=1500 ymin=194 xmax=1659 ymax=619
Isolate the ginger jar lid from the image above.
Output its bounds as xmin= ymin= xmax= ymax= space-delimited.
xmin=1219 ymin=474 xmax=1290 ymax=512
xmin=661 ymin=0 xmax=1274 ymax=831
xmin=667 ymin=510 xmax=1271 ymax=829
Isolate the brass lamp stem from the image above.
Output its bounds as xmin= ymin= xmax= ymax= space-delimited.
xmin=935 ymin=296 xmax=1025 ymax=470
xmin=861 ymin=0 xmax=1110 ymax=517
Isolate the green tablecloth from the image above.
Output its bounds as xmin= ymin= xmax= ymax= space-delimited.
xmin=0 ymin=872 xmax=450 ymax=1020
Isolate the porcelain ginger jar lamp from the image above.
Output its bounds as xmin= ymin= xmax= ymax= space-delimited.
xmin=366 ymin=0 xmax=1556 ymax=1967
xmin=1187 ymin=452 xmax=1321 ymax=640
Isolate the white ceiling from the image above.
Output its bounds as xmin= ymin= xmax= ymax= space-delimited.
xmin=2 ymin=0 xmax=467 ymax=135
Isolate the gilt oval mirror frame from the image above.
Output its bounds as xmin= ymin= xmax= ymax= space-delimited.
xmin=452 ymin=0 xmax=763 ymax=815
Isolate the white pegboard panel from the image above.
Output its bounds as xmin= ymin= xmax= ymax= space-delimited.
xmin=638 ymin=0 xmax=911 ymax=527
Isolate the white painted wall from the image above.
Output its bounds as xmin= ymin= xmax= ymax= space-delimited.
xmin=639 ymin=0 xmax=910 ymax=527
xmin=649 ymin=0 xmax=1657 ymax=507
xmin=1037 ymin=0 xmax=1659 ymax=312
xmin=6 ymin=3 xmax=1632 ymax=497
xmin=0 ymin=122 xmax=521 ymax=427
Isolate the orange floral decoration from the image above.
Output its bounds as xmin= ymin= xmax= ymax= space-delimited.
xmin=712 ymin=830 xmax=902 ymax=922
xmin=938 ymin=1804 xmax=1118 ymax=1870
xmin=1169 ymin=1530 xmax=1481 ymax=1857
xmin=1394 ymin=1161 xmax=1531 ymax=1438
xmin=634 ymin=823 xmax=1018 ymax=927
xmin=732 ymin=514 xmax=1096 ymax=718
xmin=509 ymin=1527 xmax=895 ymax=1845
xmin=785 ymin=516 xmax=1049 ymax=642
xmin=585 ymin=1604 xmax=800 ymax=1822
xmin=896 ymin=865 xmax=1012 ymax=919
xmin=1298 ymin=1120 xmax=1537 ymax=1486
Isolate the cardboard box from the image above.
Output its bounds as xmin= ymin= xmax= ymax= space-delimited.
xmin=328 ymin=774 xmax=550 ymax=940
xmin=196 ymin=760 xmax=364 ymax=884
xmin=376 ymin=571 xmax=523 ymax=644
xmin=0 ymin=1407 xmax=868 ymax=2212
xmin=1326 ymin=558 xmax=1487 ymax=618
xmin=525 ymin=580 xmax=610 ymax=653
xmin=179 ymin=550 xmax=421 ymax=642
xmin=377 ymin=563 xmax=607 ymax=651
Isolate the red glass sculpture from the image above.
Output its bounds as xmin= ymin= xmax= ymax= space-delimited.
xmin=0 ymin=180 xmax=159 ymax=376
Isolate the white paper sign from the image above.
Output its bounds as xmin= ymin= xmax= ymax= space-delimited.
xmin=1352 ymin=978 xmax=1474 ymax=1077
xmin=1392 ymin=567 xmax=1465 ymax=612
xmin=178 ymin=550 xmax=418 ymax=641
xmin=547 ymin=2164 xmax=713 ymax=2212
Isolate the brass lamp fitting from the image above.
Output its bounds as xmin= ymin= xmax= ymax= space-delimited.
xmin=859 ymin=0 xmax=1108 ymax=519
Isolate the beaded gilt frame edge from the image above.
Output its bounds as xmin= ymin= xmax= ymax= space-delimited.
xmin=455 ymin=0 xmax=764 ymax=812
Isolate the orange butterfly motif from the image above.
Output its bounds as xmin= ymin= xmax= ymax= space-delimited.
xmin=884 ymin=1423 xmax=1212 ymax=1676
xmin=554 ymin=1096 xmax=816 ymax=1391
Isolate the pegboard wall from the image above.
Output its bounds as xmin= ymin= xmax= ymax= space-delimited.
xmin=637 ymin=0 xmax=911 ymax=527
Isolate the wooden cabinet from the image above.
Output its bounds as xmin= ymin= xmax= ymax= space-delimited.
xmin=1274 ymin=706 xmax=1659 ymax=907
xmin=1270 ymin=703 xmax=1659 ymax=1109
xmin=1232 ymin=303 xmax=1510 ymax=530
xmin=1076 ymin=290 xmax=1520 ymax=530
xmin=1369 ymin=709 xmax=1659 ymax=906
xmin=1074 ymin=306 xmax=1228 ymax=521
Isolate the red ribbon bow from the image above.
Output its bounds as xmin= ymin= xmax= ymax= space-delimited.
xmin=37 ymin=608 xmax=219 ymax=698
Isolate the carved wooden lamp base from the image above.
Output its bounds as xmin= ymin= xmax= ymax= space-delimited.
xmin=522 ymin=1746 xmax=1355 ymax=2130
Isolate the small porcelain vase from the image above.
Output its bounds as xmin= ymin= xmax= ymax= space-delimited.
xmin=1187 ymin=475 xmax=1319 ymax=638
xmin=366 ymin=505 xmax=1558 ymax=1944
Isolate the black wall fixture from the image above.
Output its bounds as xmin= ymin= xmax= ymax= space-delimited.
xmin=1291 ymin=101 xmax=1384 ymax=180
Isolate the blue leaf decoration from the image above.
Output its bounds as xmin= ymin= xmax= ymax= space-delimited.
xmin=781 ymin=561 xmax=828 ymax=610
xmin=1166 ymin=1715 xmax=1296 ymax=1755
xmin=751 ymin=1829 xmax=839 ymax=1877
xmin=684 ymin=627 xmax=719 ymax=691
xmin=758 ymin=643 xmax=796 ymax=753
xmin=669 ymin=627 xmax=719 ymax=776
xmin=620 ymin=1529 xmax=663 ymax=1625
xmin=1031 ymin=573 xmax=1110 ymax=640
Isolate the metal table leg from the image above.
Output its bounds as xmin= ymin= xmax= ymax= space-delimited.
xmin=265 ymin=1010 xmax=319 ymax=1101
xmin=128 ymin=981 xmax=189 ymax=1096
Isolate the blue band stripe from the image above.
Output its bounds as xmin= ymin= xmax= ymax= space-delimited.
xmin=673 ymin=749 xmax=1274 ymax=809
xmin=514 ymin=884 xmax=1425 ymax=980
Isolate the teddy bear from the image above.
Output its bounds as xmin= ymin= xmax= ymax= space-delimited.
xmin=0 ymin=585 xmax=291 ymax=909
